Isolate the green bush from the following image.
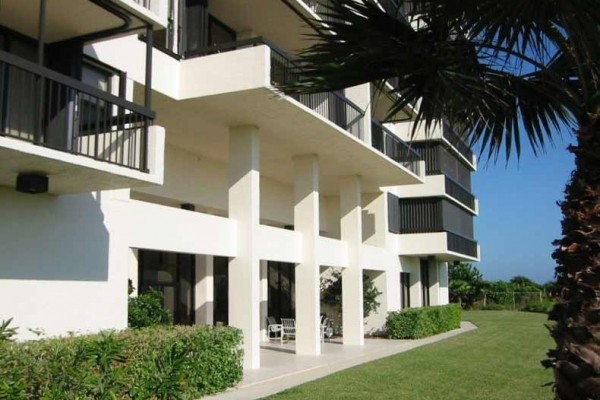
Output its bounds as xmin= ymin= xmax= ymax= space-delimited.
xmin=386 ymin=304 xmax=462 ymax=339
xmin=0 ymin=325 xmax=243 ymax=400
xmin=481 ymin=303 xmax=509 ymax=311
xmin=128 ymin=288 xmax=173 ymax=328
xmin=522 ymin=299 xmax=554 ymax=314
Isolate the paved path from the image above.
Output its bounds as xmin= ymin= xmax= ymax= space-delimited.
xmin=208 ymin=321 xmax=477 ymax=400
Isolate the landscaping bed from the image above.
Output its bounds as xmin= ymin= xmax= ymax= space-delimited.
xmin=0 ymin=325 xmax=243 ymax=400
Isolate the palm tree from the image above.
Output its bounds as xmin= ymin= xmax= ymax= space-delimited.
xmin=284 ymin=1 xmax=600 ymax=398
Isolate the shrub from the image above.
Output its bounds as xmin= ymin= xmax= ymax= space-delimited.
xmin=0 ymin=318 xmax=17 ymax=343
xmin=0 ymin=325 xmax=243 ymax=399
xmin=321 ymin=270 xmax=382 ymax=318
xmin=386 ymin=304 xmax=462 ymax=339
xmin=522 ymin=299 xmax=554 ymax=314
xmin=128 ymin=288 xmax=173 ymax=328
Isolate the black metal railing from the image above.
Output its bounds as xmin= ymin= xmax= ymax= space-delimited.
xmin=186 ymin=37 xmax=365 ymax=140
xmin=372 ymin=119 xmax=421 ymax=175
xmin=411 ymin=142 xmax=472 ymax=188
xmin=0 ymin=50 xmax=153 ymax=171
xmin=132 ymin=0 xmax=153 ymax=10
xmin=301 ymin=0 xmax=339 ymax=23
xmin=390 ymin=197 xmax=443 ymax=234
xmin=445 ymin=176 xmax=476 ymax=210
xmin=447 ymin=231 xmax=478 ymax=258
xmin=442 ymin=122 xmax=473 ymax=161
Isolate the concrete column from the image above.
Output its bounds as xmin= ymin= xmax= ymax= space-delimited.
xmin=340 ymin=175 xmax=364 ymax=345
xmin=228 ymin=125 xmax=261 ymax=369
xmin=128 ymin=248 xmax=139 ymax=296
xmin=195 ymin=255 xmax=214 ymax=325
xmin=260 ymin=260 xmax=268 ymax=341
xmin=428 ymin=258 xmax=441 ymax=306
xmin=363 ymin=270 xmax=387 ymax=335
xmin=439 ymin=262 xmax=450 ymax=305
xmin=293 ymin=154 xmax=321 ymax=355
xmin=408 ymin=259 xmax=423 ymax=308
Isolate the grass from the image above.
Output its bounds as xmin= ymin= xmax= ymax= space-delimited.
xmin=265 ymin=311 xmax=554 ymax=400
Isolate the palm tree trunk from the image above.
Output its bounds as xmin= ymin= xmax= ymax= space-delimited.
xmin=546 ymin=116 xmax=600 ymax=399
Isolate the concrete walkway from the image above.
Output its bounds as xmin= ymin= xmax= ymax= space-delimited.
xmin=208 ymin=321 xmax=477 ymax=400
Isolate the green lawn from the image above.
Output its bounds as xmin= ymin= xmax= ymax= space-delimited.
xmin=265 ymin=311 xmax=554 ymax=400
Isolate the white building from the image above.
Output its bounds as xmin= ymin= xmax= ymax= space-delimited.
xmin=0 ymin=0 xmax=479 ymax=370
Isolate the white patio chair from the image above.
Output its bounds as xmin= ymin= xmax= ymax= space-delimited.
xmin=280 ymin=318 xmax=296 ymax=342
xmin=266 ymin=316 xmax=283 ymax=343
xmin=321 ymin=316 xmax=334 ymax=342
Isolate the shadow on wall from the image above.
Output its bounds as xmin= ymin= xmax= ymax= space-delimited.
xmin=0 ymin=187 xmax=110 ymax=281
xmin=362 ymin=209 xmax=376 ymax=242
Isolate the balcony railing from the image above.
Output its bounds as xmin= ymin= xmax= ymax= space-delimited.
xmin=447 ymin=231 xmax=478 ymax=258
xmin=445 ymin=176 xmax=476 ymax=210
xmin=372 ymin=119 xmax=421 ymax=175
xmin=442 ymin=122 xmax=473 ymax=161
xmin=0 ymin=50 xmax=153 ymax=171
xmin=132 ymin=0 xmax=154 ymax=11
xmin=187 ymin=37 xmax=365 ymax=140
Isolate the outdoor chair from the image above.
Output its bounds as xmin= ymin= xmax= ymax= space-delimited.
xmin=280 ymin=318 xmax=296 ymax=342
xmin=266 ymin=316 xmax=283 ymax=342
xmin=321 ymin=316 xmax=334 ymax=342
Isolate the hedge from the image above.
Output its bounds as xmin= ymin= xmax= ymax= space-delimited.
xmin=386 ymin=304 xmax=462 ymax=339
xmin=0 ymin=325 xmax=243 ymax=400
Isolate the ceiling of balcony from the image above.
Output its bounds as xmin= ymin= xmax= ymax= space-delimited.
xmin=208 ymin=0 xmax=315 ymax=55
xmin=145 ymin=85 xmax=422 ymax=196
xmin=0 ymin=0 xmax=151 ymax=44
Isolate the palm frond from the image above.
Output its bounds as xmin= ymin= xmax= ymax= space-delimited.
xmin=287 ymin=0 xmax=600 ymax=160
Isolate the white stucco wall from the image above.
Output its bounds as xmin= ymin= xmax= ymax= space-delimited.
xmin=0 ymin=188 xmax=128 ymax=340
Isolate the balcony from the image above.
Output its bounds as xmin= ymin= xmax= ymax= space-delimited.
xmin=447 ymin=232 xmax=479 ymax=259
xmin=371 ymin=120 xmax=422 ymax=176
xmin=388 ymin=195 xmax=479 ymax=260
xmin=0 ymin=0 xmax=166 ymax=46
xmin=396 ymin=231 xmax=480 ymax=261
xmin=0 ymin=50 xmax=163 ymax=194
xmin=444 ymin=176 xmax=476 ymax=211
xmin=442 ymin=122 xmax=474 ymax=162
xmin=178 ymin=38 xmax=421 ymax=182
xmin=394 ymin=121 xmax=477 ymax=169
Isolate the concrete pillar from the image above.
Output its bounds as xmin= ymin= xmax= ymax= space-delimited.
xmin=439 ymin=262 xmax=449 ymax=305
xmin=363 ymin=270 xmax=387 ymax=335
xmin=228 ymin=125 xmax=261 ymax=369
xmin=340 ymin=175 xmax=364 ymax=345
xmin=260 ymin=260 xmax=268 ymax=341
xmin=428 ymin=258 xmax=441 ymax=306
xmin=293 ymin=154 xmax=321 ymax=355
xmin=195 ymin=255 xmax=214 ymax=325
xmin=128 ymin=248 xmax=139 ymax=296
xmin=409 ymin=259 xmax=423 ymax=308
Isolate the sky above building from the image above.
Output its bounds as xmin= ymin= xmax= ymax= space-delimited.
xmin=472 ymin=131 xmax=576 ymax=284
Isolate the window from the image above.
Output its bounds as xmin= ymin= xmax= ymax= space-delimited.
xmin=213 ymin=256 xmax=229 ymax=325
xmin=138 ymin=250 xmax=195 ymax=325
xmin=400 ymin=272 xmax=411 ymax=309
xmin=420 ymin=259 xmax=430 ymax=306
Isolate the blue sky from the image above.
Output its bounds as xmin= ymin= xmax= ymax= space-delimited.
xmin=472 ymin=132 xmax=576 ymax=284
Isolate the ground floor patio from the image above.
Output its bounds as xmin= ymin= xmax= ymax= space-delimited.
xmin=209 ymin=321 xmax=477 ymax=400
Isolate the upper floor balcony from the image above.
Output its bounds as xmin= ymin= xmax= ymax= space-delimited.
xmin=0 ymin=50 xmax=164 ymax=194
xmin=394 ymin=120 xmax=477 ymax=169
xmin=388 ymin=195 xmax=479 ymax=260
xmin=0 ymin=0 xmax=165 ymax=194
xmin=0 ymin=0 xmax=167 ymax=46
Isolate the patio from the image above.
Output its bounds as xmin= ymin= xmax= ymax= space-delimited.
xmin=208 ymin=321 xmax=477 ymax=399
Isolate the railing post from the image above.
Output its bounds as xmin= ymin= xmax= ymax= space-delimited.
xmin=145 ymin=25 xmax=153 ymax=109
